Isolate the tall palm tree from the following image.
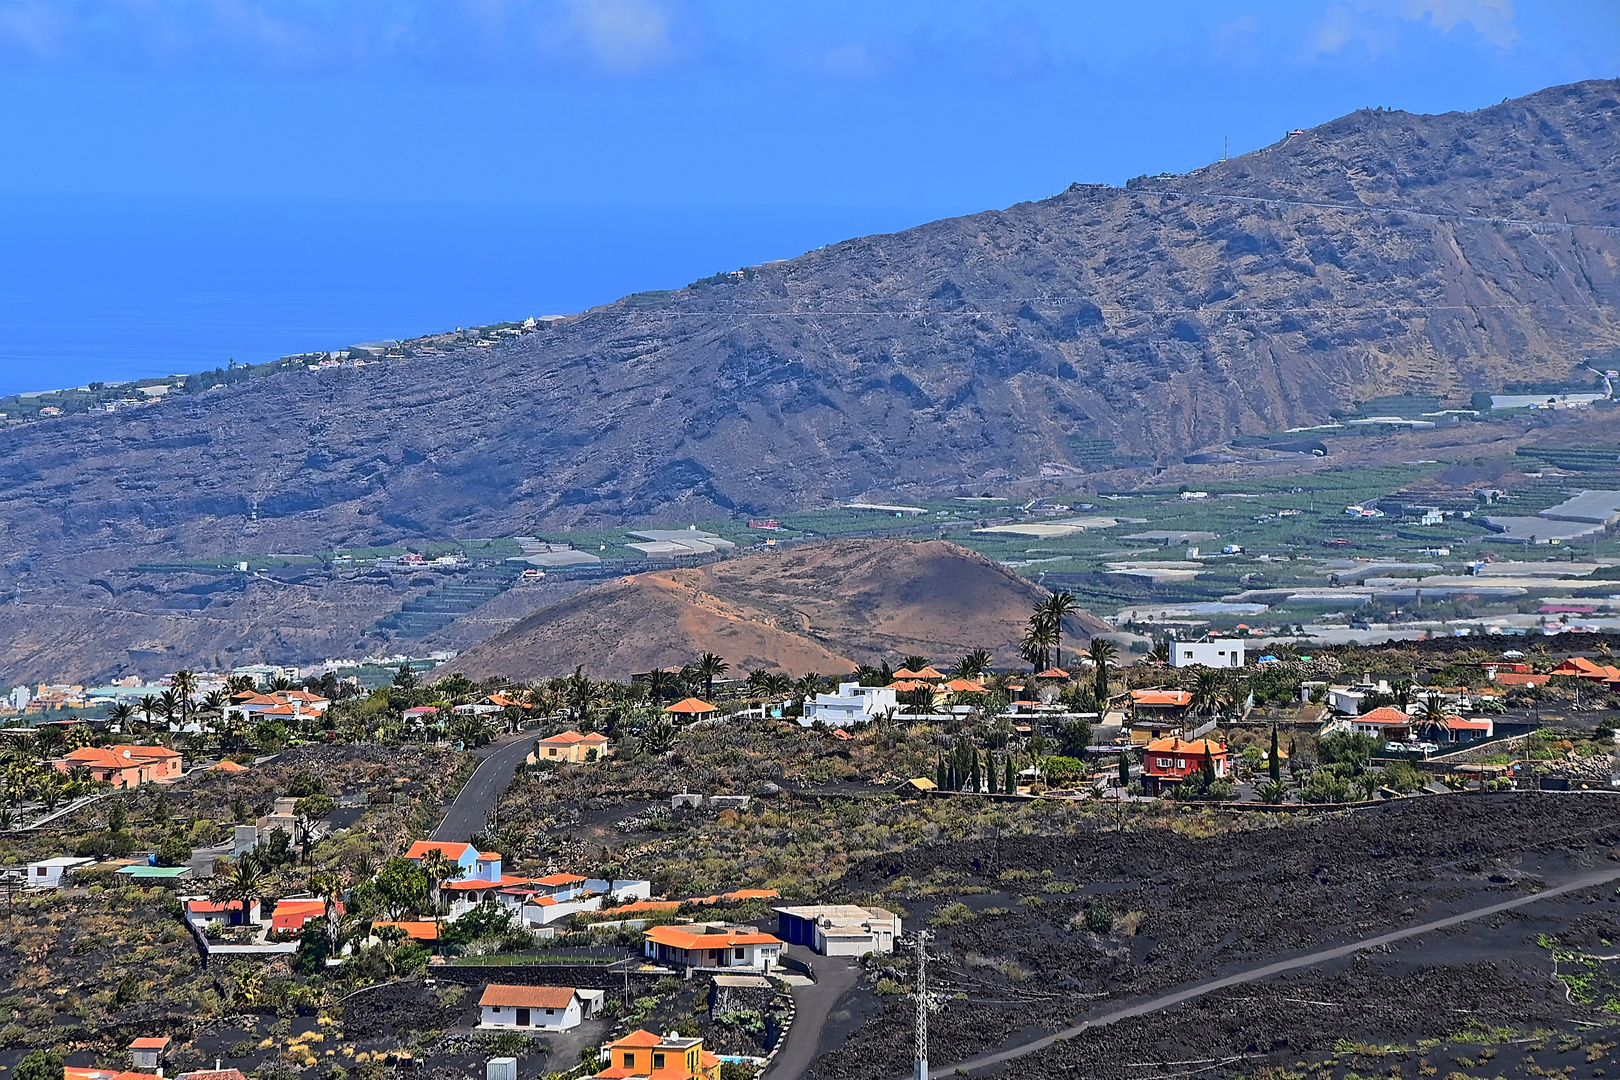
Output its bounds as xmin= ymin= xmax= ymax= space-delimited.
xmin=899 ymin=655 xmax=931 ymax=674
xmin=137 ymin=695 xmax=159 ymax=734
xmin=693 ymin=653 xmax=729 ymax=700
xmin=1040 ymin=591 xmax=1080 ymax=668
xmin=565 ymin=667 xmax=594 ymax=723
xmin=1088 ymin=638 xmax=1117 ymax=705
xmin=171 ymin=670 xmax=198 ymax=729
xmin=418 ymin=850 xmax=462 ymax=926
xmin=157 ymin=689 xmax=181 ymax=730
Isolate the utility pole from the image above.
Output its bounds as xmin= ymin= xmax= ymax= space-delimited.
xmin=914 ymin=930 xmax=931 ymax=1080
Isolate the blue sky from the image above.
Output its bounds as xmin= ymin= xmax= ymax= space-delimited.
xmin=1 ymin=1 xmax=1616 ymax=210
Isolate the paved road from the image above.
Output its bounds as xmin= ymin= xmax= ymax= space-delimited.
xmin=915 ymin=862 xmax=1620 ymax=1079
xmin=433 ymin=733 xmax=535 ymax=842
xmin=767 ymin=948 xmax=861 ymax=1080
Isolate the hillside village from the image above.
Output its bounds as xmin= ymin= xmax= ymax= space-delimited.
xmin=1 ymin=578 xmax=1620 ymax=1080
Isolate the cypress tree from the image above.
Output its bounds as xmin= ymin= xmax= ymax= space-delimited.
xmin=936 ymin=756 xmax=947 ymax=791
xmin=1201 ymin=744 xmax=1216 ymax=789
xmin=947 ymin=763 xmax=957 ymax=791
xmin=1269 ymin=726 xmax=1281 ymax=784
xmin=970 ymin=750 xmax=982 ymax=793
xmin=985 ymin=752 xmax=997 ymax=794
xmin=1005 ymin=755 xmax=1016 ymax=793
xmin=1118 ymin=750 xmax=1130 ymax=788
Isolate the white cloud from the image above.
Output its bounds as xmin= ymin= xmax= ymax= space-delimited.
xmin=1307 ymin=0 xmax=1518 ymax=58
xmin=0 ymin=2 xmax=66 ymax=58
xmin=559 ymin=0 xmax=675 ymax=74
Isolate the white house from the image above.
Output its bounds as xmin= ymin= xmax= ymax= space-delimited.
xmin=477 ymin=985 xmax=604 ymax=1031
xmin=801 ymin=682 xmax=898 ymax=727
xmin=26 ymin=857 xmax=93 ymax=888
xmin=1169 ymin=641 xmax=1245 ymax=669
xmin=775 ymin=905 xmax=902 ymax=956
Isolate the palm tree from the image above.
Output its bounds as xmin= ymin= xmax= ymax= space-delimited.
xmin=311 ymin=871 xmax=350 ymax=958
xmin=642 ymin=718 xmax=677 ymax=754
xmin=171 ymin=670 xmax=198 ymax=729
xmin=157 ymin=689 xmax=181 ymax=729
xmin=899 ymin=655 xmax=931 ymax=675
xmin=565 ymin=667 xmax=594 ymax=723
xmin=1040 ymin=591 xmax=1080 ymax=668
xmin=1088 ymin=638 xmax=1117 ymax=704
xmin=645 ymin=669 xmax=677 ymax=705
xmin=693 ymin=653 xmax=729 ymax=700
xmin=216 ymin=855 xmax=264 ymax=926
xmin=418 ymin=850 xmax=462 ymax=926
xmin=1190 ymin=668 xmax=1228 ymax=720
xmin=763 ymin=672 xmax=793 ymax=698
xmin=137 ymin=695 xmax=159 ymax=734
xmin=107 ymin=702 xmax=136 ymax=734
xmin=954 ymin=649 xmax=992 ymax=680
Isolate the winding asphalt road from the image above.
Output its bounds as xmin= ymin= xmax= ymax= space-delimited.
xmin=433 ymin=733 xmax=535 ymax=842
xmin=910 ymin=862 xmax=1620 ymax=1079
xmin=767 ymin=950 xmax=861 ymax=1080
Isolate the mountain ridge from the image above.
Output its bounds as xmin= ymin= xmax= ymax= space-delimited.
xmin=1 ymin=79 xmax=1618 ymax=681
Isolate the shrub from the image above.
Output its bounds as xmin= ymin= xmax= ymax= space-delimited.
xmin=930 ymin=902 xmax=975 ymax=928
xmin=1084 ymin=901 xmax=1116 ymax=934
xmin=1041 ymin=756 xmax=1087 ymax=787
xmin=875 ymin=978 xmax=905 ymax=996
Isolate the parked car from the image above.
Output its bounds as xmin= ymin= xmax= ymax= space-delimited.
xmin=1384 ymin=742 xmax=1408 ymax=754
xmin=1417 ymin=742 xmax=1440 ymax=754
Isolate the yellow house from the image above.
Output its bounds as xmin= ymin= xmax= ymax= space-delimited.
xmin=593 ymin=1029 xmax=719 ymax=1080
xmin=535 ymin=731 xmax=613 ymax=764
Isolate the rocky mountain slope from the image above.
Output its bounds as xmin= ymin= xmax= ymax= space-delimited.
xmin=1 ymin=80 xmax=1618 ymax=681
xmin=445 ymin=539 xmax=1107 ymax=681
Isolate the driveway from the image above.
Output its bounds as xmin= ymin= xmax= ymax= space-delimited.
xmin=766 ymin=948 xmax=861 ymax=1080
xmin=433 ymin=733 xmax=535 ymax=841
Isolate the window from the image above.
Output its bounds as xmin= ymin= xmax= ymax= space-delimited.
xmin=652 ymin=1054 xmax=665 ymax=1070
xmin=1157 ymin=758 xmax=1172 ymax=767
xmin=622 ymin=1054 xmax=634 ymax=1068
xmin=734 ymin=947 xmax=745 ymax=960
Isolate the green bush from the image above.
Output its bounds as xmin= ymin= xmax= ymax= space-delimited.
xmin=1381 ymin=759 xmax=1426 ymax=793
xmin=930 ymin=902 xmax=975 ymax=928
xmin=1041 ymin=756 xmax=1087 ymax=787
xmin=1084 ymin=901 xmax=1116 ymax=934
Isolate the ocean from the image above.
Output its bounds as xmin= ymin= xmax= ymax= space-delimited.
xmin=0 ymin=193 xmax=961 ymax=396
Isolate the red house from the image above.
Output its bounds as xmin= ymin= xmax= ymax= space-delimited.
xmin=1142 ymin=737 xmax=1228 ymax=796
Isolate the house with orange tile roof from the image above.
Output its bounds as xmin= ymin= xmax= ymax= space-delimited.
xmin=368 ymin=920 xmax=439 ymax=943
xmin=66 ymin=1068 xmax=160 ymax=1080
xmin=1141 ymin=737 xmax=1228 ymax=796
xmin=185 ymin=897 xmax=261 ymax=928
xmin=478 ymin=984 xmax=603 ymax=1031
xmin=592 ymin=1029 xmax=720 ymax=1080
xmin=53 ymin=745 xmax=182 ymax=788
xmin=1420 ymin=715 xmax=1495 ymax=744
xmin=269 ymin=898 xmax=336 ymax=934
xmin=642 ymin=923 xmax=783 ymax=972
xmin=1342 ymin=705 xmax=1415 ymax=741
xmin=1552 ymin=656 xmax=1620 ymax=684
xmin=1493 ymin=671 xmax=1551 ymax=687
xmin=535 ymin=730 xmax=613 ymax=764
